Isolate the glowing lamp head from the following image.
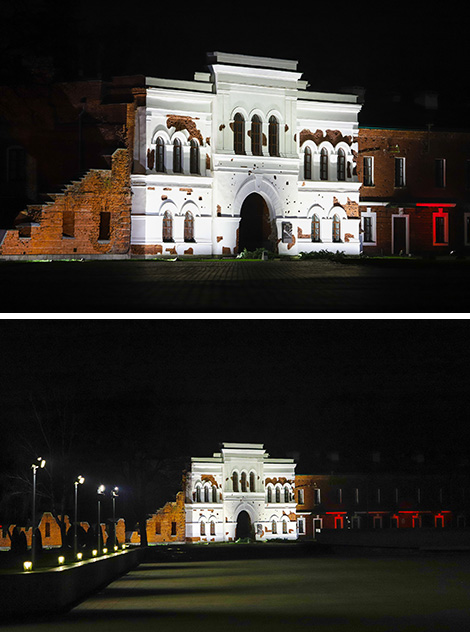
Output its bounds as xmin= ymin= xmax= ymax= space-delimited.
xmin=114 ymin=545 xmax=118 ymax=551
xmin=58 ymin=556 xmax=65 ymax=565
xmin=92 ymin=549 xmax=98 ymax=557
xmin=76 ymin=552 xmax=83 ymax=561
xmin=40 ymin=459 xmax=46 ymax=469
xmin=77 ymin=475 xmax=85 ymax=485
xmin=112 ymin=486 xmax=119 ymax=497
xmin=23 ymin=561 xmax=32 ymax=571
xmin=102 ymin=548 xmax=108 ymax=554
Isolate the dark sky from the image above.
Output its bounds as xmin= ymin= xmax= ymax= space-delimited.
xmin=1 ymin=318 xmax=468 ymax=465
xmin=0 ymin=1 xmax=465 ymax=98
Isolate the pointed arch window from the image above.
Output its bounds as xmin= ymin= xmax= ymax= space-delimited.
xmin=210 ymin=520 xmax=216 ymax=536
xmin=204 ymin=485 xmax=210 ymax=503
xmin=156 ymin=137 xmax=165 ymax=173
xmin=173 ymin=138 xmax=182 ymax=173
xmin=249 ymin=472 xmax=256 ymax=493
xmin=267 ymin=486 xmax=273 ymax=503
xmin=284 ymin=486 xmax=290 ymax=503
xmin=190 ymin=139 xmax=199 ymax=174
xmin=311 ymin=214 xmax=320 ymax=242
xmin=241 ymin=471 xmax=247 ymax=492
xmin=304 ymin=146 xmax=312 ymax=180
xmin=272 ymin=520 xmax=277 ymax=534
xmin=184 ymin=210 xmax=194 ymax=242
xmin=320 ymin=148 xmax=329 ymax=181
xmin=268 ymin=115 xmax=279 ymax=157
xmin=333 ymin=214 xmax=341 ymax=242
xmin=234 ymin=113 xmax=245 ymax=155
xmin=212 ymin=486 xmax=218 ymax=503
xmin=200 ymin=521 xmax=205 ymax=536
xmin=275 ymin=487 xmax=281 ymax=503
xmin=251 ymin=115 xmax=262 ymax=156
xmin=337 ymin=148 xmax=346 ymax=181
xmin=163 ymin=210 xmax=173 ymax=242
xmin=195 ymin=484 xmax=202 ymax=503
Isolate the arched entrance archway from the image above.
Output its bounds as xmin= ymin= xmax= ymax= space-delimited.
xmin=235 ymin=510 xmax=253 ymax=540
xmin=238 ymin=193 xmax=274 ymax=252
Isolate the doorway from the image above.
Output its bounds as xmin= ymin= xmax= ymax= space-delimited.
xmin=392 ymin=215 xmax=408 ymax=254
xmin=235 ymin=510 xmax=253 ymax=540
xmin=238 ymin=193 xmax=274 ymax=252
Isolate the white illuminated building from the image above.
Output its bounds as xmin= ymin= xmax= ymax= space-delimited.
xmin=130 ymin=52 xmax=363 ymax=256
xmin=185 ymin=443 xmax=297 ymax=542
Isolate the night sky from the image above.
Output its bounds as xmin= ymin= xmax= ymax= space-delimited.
xmin=1 ymin=318 xmax=469 ymax=528
xmin=0 ymin=1 xmax=467 ymax=115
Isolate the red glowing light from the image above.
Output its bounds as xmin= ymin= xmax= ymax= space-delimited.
xmin=415 ymin=203 xmax=456 ymax=208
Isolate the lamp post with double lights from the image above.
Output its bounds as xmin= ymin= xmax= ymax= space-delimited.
xmin=97 ymin=484 xmax=105 ymax=553
xmin=112 ymin=487 xmax=119 ymax=550
xmin=31 ymin=457 xmax=46 ymax=569
xmin=74 ymin=476 xmax=85 ymax=559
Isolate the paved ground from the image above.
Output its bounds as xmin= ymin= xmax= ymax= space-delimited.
xmin=2 ymin=259 xmax=470 ymax=313
xmin=5 ymin=554 xmax=470 ymax=631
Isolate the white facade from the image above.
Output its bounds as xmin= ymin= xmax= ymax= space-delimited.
xmin=185 ymin=443 xmax=297 ymax=542
xmin=131 ymin=52 xmax=362 ymax=256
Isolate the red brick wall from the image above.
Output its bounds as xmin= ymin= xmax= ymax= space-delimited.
xmin=0 ymin=148 xmax=131 ymax=256
xmin=146 ymin=492 xmax=186 ymax=544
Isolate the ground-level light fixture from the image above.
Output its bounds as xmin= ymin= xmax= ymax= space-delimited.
xmin=76 ymin=552 xmax=83 ymax=561
xmin=58 ymin=556 xmax=65 ymax=565
xmin=92 ymin=549 xmax=98 ymax=556
xmin=23 ymin=561 xmax=33 ymax=571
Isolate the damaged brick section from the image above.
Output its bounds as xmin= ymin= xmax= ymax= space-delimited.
xmin=167 ymin=115 xmax=204 ymax=145
xmin=299 ymin=129 xmax=353 ymax=147
xmin=0 ymin=148 xmax=131 ymax=257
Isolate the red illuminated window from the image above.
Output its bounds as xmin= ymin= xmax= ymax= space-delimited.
xmin=335 ymin=516 xmax=344 ymax=529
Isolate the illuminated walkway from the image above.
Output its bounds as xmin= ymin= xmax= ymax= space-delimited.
xmin=6 ymin=554 xmax=470 ymax=631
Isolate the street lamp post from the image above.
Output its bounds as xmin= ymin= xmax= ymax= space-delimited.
xmin=112 ymin=487 xmax=119 ymax=549
xmin=97 ymin=485 xmax=105 ymax=553
xmin=31 ymin=457 xmax=46 ymax=569
xmin=74 ymin=476 xmax=85 ymax=559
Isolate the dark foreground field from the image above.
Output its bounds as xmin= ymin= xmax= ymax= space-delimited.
xmin=5 ymin=552 xmax=470 ymax=631
xmin=2 ymin=258 xmax=470 ymax=313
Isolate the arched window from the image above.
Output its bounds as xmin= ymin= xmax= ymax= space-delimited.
xmin=200 ymin=521 xmax=205 ymax=536
xmin=267 ymin=486 xmax=273 ymax=503
xmin=337 ymin=148 xmax=346 ymax=181
xmin=241 ymin=471 xmax=247 ymax=492
xmin=184 ymin=211 xmax=194 ymax=242
xmin=204 ymin=485 xmax=210 ymax=503
xmin=275 ymin=487 xmax=281 ymax=503
xmin=282 ymin=520 xmax=288 ymax=534
xmin=320 ymin=148 xmax=329 ymax=181
xmin=212 ymin=486 xmax=218 ymax=503
xmin=195 ymin=484 xmax=202 ymax=503
xmin=210 ymin=520 xmax=216 ymax=536
xmin=268 ymin=115 xmax=279 ymax=157
xmin=190 ymin=139 xmax=199 ymax=174
xmin=156 ymin=137 xmax=165 ymax=173
xmin=232 ymin=471 xmax=239 ymax=492
xmin=249 ymin=472 xmax=256 ymax=493
xmin=311 ymin=214 xmax=320 ymax=242
xmin=251 ymin=115 xmax=262 ymax=156
xmin=234 ymin=113 xmax=245 ymax=155
xmin=284 ymin=486 xmax=290 ymax=503
xmin=304 ymin=147 xmax=312 ymax=180
xmin=163 ymin=210 xmax=173 ymax=242
xmin=333 ymin=214 xmax=341 ymax=242
xmin=272 ymin=520 xmax=277 ymax=534
xmin=173 ymin=138 xmax=182 ymax=173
